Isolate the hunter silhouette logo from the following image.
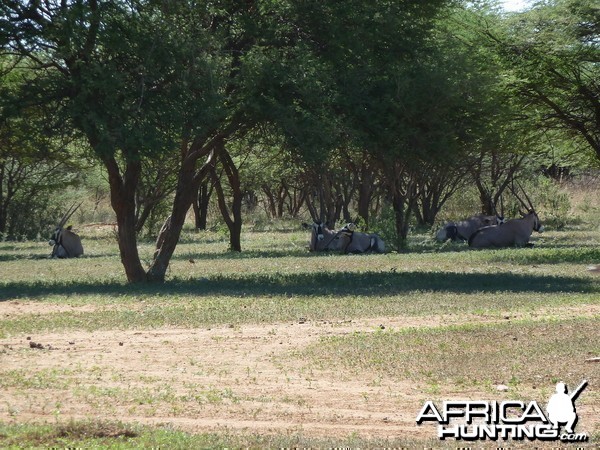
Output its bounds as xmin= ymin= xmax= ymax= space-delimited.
xmin=416 ymin=379 xmax=589 ymax=442
xmin=546 ymin=380 xmax=587 ymax=434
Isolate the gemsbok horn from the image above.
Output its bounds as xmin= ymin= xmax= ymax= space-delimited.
xmin=49 ymin=203 xmax=84 ymax=258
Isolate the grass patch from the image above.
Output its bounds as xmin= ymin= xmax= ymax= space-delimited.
xmin=0 ymin=420 xmax=441 ymax=449
xmin=1 ymin=291 xmax=597 ymax=336
xmin=2 ymin=267 xmax=598 ymax=301
xmin=0 ymin=368 xmax=75 ymax=390
xmin=298 ymin=317 xmax=600 ymax=392
xmin=0 ymin=228 xmax=598 ymax=336
xmin=0 ymin=224 xmax=598 ymax=446
xmin=0 ymin=421 xmax=139 ymax=448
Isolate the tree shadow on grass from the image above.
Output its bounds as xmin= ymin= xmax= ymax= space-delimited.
xmin=1 ymin=270 xmax=598 ymax=302
xmin=170 ymin=248 xmax=319 ymax=260
xmin=0 ymin=253 xmax=125 ymax=262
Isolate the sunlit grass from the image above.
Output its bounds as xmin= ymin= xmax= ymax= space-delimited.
xmin=1 ymin=227 xmax=598 ymax=336
xmin=297 ymin=317 xmax=600 ymax=395
xmin=0 ymin=420 xmax=442 ymax=449
xmin=1 ymin=291 xmax=598 ymax=337
xmin=1 ymin=222 xmax=599 ymax=447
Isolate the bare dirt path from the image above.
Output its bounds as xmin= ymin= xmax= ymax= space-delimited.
xmin=1 ymin=305 xmax=599 ymax=440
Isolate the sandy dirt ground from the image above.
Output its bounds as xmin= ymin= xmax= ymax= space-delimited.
xmin=1 ymin=304 xmax=599 ymax=443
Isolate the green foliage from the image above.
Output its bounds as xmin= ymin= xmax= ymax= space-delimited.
xmin=369 ymin=204 xmax=404 ymax=252
xmin=490 ymin=0 xmax=600 ymax=161
xmin=0 ymin=160 xmax=80 ymax=240
xmin=0 ymin=58 xmax=88 ymax=239
xmin=529 ymin=176 xmax=572 ymax=230
xmin=1 ymin=0 xmax=599 ymax=277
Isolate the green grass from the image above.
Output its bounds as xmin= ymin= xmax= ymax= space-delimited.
xmin=0 ymin=228 xmax=598 ymax=336
xmin=1 ymin=291 xmax=598 ymax=337
xmin=1 ymin=223 xmax=599 ymax=446
xmin=0 ymin=368 xmax=75 ymax=390
xmin=0 ymin=420 xmax=443 ymax=449
xmin=297 ymin=317 xmax=600 ymax=394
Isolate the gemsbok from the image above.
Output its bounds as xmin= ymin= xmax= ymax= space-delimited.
xmin=436 ymin=214 xmax=504 ymax=242
xmin=302 ymin=221 xmax=341 ymax=252
xmin=332 ymin=223 xmax=385 ymax=254
xmin=468 ymin=187 xmax=543 ymax=249
xmin=49 ymin=204 xmax=84 ymax=258
xmin=302 ymin=221 xmax=385 ymax=254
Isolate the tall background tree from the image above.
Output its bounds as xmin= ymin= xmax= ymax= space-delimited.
xmin=0 ymin=57 xmax=84 ymax=239
xmin=483 ymin=0 xmax=600 ymax=162
xmin=1 ymin=0 xmax=597 ymax=273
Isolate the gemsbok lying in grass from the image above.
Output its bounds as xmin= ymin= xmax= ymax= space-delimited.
xmin=302 ymin=222 xmax=385 ymax=254
xmin=436 ymin=214 xmax=504 ymax=242
xmin=333 ymin=223 xmax=385 ymax=254
xmin=49 ymin=203 xmax=84 ymax=258
xmin=468 ymin=186 xmax=543 ymax=249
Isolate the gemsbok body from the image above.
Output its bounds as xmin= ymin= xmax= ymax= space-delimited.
xmin=333 ymin=223 xmax=385 ymax=254
xmin=468 ymin=209 xmax=543 ymax=248
xmin=302 ymin=221 xmax=385 ymax=253
xmin=436 ymin=214 xmax=504 ymax=242
xmin=49 ymin=204 xmax=84 ymax=258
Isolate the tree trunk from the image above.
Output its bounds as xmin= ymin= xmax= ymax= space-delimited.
xmin=389 ymin=173 xmax=417 ymax=251
xmin=145 ymin=136 xmax=221 ymax=282
xmin=146 ymin=162 xmax=198 ymax=282
xmin=414 ymin=189 xmax=441 ymax=227
xmin=193 ymin=179 xmax=212 ymax=230
xmin=276 ymin=184 xmax=288 ymax=218
xmin=319 ymin=175 xmax=338 ymax=228
xmin=0 ymin=163 xmax=5 ymax=235
xmin=262 ymin=185 xmax=277 ymax=218
xmin=288 ymin=187 xmax=306 ymax=217
xmin=357 ymin=185 xmax=371 ymax=227
xmin=475 ymin=179 xmax=495 ymax=216
xmin=305 ymin=190 xmax=320 ymax=222
xmin=104 ymin=157 xmax=147 ymax=283
xmin=135 ymin=202 xmax=153 ymax=234
xmin=392 ymin=192 xmax=410 ymax=251
xmin=357 ymin=168 xmax=374 ymax=228
xmin=211 ymin=147 xmax=243 ymax=252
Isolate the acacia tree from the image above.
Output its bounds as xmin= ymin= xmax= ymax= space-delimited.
xmin=412 ymin=160 xmax=469 ymax=226
xmin=352 ymin=42 xmax=490 ymax=246
xmin=483 ymin=0 xmax=600 ymax=162
xmin=292 ymin=0 xmax=460 ymax=246
xmin=468 ymin=148 xmax=526 ymax=216
xmin=1 ymin=1 xmax=228 ymax=281
xmin=0 ymin=58 xmax=83 ymax=239
xmin=1 ymin=1 xmax=339 ymax=281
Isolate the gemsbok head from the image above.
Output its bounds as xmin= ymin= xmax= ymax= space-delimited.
xmin=49 ymin=203 xmax=84 ymax=258
xmin=301 ymin=221 xmax=341 ymax=252
xmin=468 ymin=185 xmax=543 ymax=249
